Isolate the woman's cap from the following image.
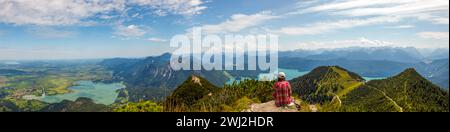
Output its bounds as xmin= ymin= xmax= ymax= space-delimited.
xmin=278 ymin=72 xmax=286 ymax=78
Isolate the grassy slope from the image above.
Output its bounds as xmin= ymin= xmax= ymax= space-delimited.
xmin=338 ymin=69 xmax=449 ymax=112
xmin=291 ymin=66 xmax=365 ymax=104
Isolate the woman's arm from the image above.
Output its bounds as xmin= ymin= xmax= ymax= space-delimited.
xmin=288 ymin=82 xmax=292 ymax=97
xmin=272 ymin=82 xmax=277 ymax=99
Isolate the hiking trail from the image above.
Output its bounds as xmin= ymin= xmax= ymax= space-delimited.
xmin=244 ymin=100 xmax=318 ymax=112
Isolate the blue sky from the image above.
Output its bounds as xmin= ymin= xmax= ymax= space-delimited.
xmin=0 ymin=0 xmax=448 ymax=60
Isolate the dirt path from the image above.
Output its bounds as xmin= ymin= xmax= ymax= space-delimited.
xmin=330 ymin=93 xmax=342 ymax=107
xmin=367 ymin=86 xmax=403 ymax=112
xmin=309 ymin=105 xmax=318 ymax=112
xmin=245 ymin=101 xmax=298 ymax=112
xmin=244 ymin=100 xmax=320 ymax=112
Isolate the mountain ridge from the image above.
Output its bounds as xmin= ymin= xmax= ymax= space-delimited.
xmin=104 ymin=66 xmax=449 ymax=112
xmin=290 ymin=66 xmax=365 ymax=103
xmin=337 ymin=68 xmax=449 ymax=112
xmin=101 ymin=53 xmax=229 ymax=102
xmin=164 ymin=75 xmax=220 ymax=112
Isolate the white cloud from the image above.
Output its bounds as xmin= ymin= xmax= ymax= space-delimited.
xmin=276 ymin=0 xmax=448 ymax=36
xmin=333 ymin=0 xmax=448 ymax=17
xmin=0 ymin=0 xmax=206 ymax=26
xmin=26 ymin=27 xmax=77 ymax=38
xmin=386 ymin=25 xmax=415 ymax=29
xmin=429 ymin=17 xmax=449 ymax=25
xmin=147 ymin=37 xmax=167 ymax=42
xmin=129 ymin=0 xmax=207 ymax=16
xmin=418 ymin=32 xmax=449 ymax=40
xmin=114 ymin=25 xmax=148 ymax=38
xmin=298 ymin=0 xmax=449 ymax=25
xmin=301 ymin=0 xmax=413 ymax=13
xmin=0 ymin=0 xmax=126 ymax=26
xmin=293 ymin=38 xmax=399 ymax=50
xmin=414 ymin=13 xmax=449 ymax=25
xmin=273 ymin=16 xmax=401 ymax=35
xmin=295 ymin=0 xmax=321 ymax=8
xmin=200 ymin=11 xmax=279 ymax=34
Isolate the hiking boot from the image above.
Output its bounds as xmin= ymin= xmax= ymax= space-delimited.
xmin=288 ymin=102 xmax=295 ymax=107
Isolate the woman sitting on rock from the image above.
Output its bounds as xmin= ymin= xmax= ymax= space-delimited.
xmin=273 ymin=72 xmax=295 ymax=107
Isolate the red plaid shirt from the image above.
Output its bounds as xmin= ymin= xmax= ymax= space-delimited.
xmin=273 ymin=81 xmax=292 ymax=107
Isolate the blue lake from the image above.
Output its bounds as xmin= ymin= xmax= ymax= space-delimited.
xmin=40 ymin=81 xmax=125 ymax=105
xmin=363 ymin=77 xmax=387 ymax=81
xmin=258 ymin=68 xmax=310 ymax=81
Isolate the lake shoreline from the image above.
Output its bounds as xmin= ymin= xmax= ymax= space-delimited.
xmin=28 ymin=80 xmax=125 ymax=105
